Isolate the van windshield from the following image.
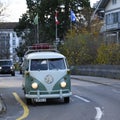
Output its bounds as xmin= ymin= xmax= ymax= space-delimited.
xmin=49 ymin=58 xmax=65 ymax=70
xmin=30 ymin=58 xmax=66 ymax=71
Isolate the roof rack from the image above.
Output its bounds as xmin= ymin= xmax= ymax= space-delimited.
xmin=25 ymin=43 xmax=58 ymax=55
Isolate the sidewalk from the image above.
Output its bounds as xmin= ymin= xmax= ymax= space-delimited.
xmin=71 ymin=75 xmax=120 ymax=86
xmin=0 ymin=98 xmax=3 ymax=113
xmin=0 ymin=95 xmax=6 ymax=114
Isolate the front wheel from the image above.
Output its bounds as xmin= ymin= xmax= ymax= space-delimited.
xmin=26 ymin=98 xmax=32 ymax=105
xmin=11 ymin=72 xmax=15 ymax=76
xmin=64 ymin=97 xmax=70 ymax=103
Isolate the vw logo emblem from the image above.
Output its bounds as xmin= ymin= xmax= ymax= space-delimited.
xmin=45 ymin=75 xmax=54 ymax=84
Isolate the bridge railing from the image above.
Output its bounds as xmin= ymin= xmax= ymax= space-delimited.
xmin=71 ymin=65 xmax=120 ymax=79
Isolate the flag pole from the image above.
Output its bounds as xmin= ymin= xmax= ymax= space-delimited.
xmin=70 ymin=10 xmax=72 ymax=33
xmin=70 ymin=10 xmax=76 ymax=34
xmin=70 ymin=18 xmax=72 ymax=34
xmin=56 ymin=22 xmax=58 ymax=44
xmin=55 ymin=10 xmax=59 ymax=49
xmin=37 ymin=15 xmax=39 ymax=43
xmin=34 ymin=13 xmax=39 ymax=43
xmin=34 ymin=0 xmax=41 ymax=44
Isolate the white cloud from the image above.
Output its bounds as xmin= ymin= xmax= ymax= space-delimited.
xmin=90 ymin=0 xmax=98 ymax=7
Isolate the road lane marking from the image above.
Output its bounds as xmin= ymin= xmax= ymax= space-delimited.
xmin=95 ymin=107 xmax=103 ymax=120
xmin=74 ymin=95 xmax=90 ymax=103
xmin=13 ymin=92 xmax=29 ymax=120
xmin=112 ymin=89 xmax=120 ymax=94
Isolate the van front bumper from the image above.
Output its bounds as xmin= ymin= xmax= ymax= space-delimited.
xmin=25 ymin=89 xmax=72 ymax=99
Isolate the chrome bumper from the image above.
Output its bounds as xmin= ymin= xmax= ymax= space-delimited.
xmin=25 ymin=89 xmax=72 ymax=99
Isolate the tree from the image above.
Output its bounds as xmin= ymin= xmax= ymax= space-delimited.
xmin=0 ymin=2 xmax=7 ymax=22
xmin=16 ymin=0 xmax=92 ymax=42
xmin=96 ymin=44 xmax=120 ymax=65
xmin=59 ymin=29 xmax=99 ymax=65
xmin=15 ymin=0 xmax=92 ymax=58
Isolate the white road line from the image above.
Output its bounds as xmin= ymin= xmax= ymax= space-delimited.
xmin=112 ymin=89 xmax=120 ymax=94
xmin=95 ymin=107 xmax=103 ymax=120
xmin=74 ymin=95 xmax=90 ymax=103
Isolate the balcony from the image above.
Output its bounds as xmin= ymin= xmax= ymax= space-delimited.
xmin=100 ymin=23 xmax=120 ymax=33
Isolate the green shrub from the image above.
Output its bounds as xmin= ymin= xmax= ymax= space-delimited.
xmin=96 ymin=44 xmax=120 ymax=65
xmin=59 ymin=30 xmax=98 ymax=65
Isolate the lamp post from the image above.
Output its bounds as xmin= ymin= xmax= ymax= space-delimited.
xmin=37 ymin=0 xmax=41 ymax=43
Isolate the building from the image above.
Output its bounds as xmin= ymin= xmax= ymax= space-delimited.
xmin=94 ymin=0 xmax=120 ymax=44
xmin=0 ymin=22 xmax=21 ymax=62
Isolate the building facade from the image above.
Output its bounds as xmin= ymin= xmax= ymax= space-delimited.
xmin=95 ymin=0 xmax=120 ymax=44
xmin=0 ymin=22 xmax=21 ymax=62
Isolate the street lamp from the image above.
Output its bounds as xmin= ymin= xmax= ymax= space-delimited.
xmin=60 ymin=4 xmax=65 ymax=12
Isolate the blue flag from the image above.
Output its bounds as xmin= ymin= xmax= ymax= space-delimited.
xmin=70 ymin=10 xmax=76 ymax=22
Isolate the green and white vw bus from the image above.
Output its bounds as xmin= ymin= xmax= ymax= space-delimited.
xmin=22 ymin=44 xmax=72 ymax=104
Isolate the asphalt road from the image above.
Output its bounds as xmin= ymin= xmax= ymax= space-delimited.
xmin=0 ymin=73 xmax=120 ymax=120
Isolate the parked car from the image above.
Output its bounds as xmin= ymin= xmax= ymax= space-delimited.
xmin=0 ymin=59 xmax=15 ymax=76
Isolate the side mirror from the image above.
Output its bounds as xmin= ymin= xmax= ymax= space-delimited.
xmin=26 ymin=68 xmax=28 ymax=71
xmin=70 ymin=66 xmax=74 ymax=70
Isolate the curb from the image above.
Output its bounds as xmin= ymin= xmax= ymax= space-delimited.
xmin=0 ymin=96 xmax=6 ymax=114
xmin=71 ymin=76 xmax=110 ymax=86
xmin=71 ymin=75 xmax=120 ymax=88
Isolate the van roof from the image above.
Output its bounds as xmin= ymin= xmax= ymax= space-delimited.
xmin=25 ymin=51 xmax=65 ymax=59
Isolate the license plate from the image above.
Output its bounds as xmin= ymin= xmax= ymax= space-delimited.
xmin=34 ymin=98 xmax=46 ymax=102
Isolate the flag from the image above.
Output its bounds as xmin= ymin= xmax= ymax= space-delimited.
xmin=34 ymin=14 xmax=38 ymax=25
xmin=70 ymin=10 xmax=76 ymax=22
xmin=55 ymin=11 xmax=60 ymax=25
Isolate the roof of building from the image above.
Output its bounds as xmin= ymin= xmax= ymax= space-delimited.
xmin=0 ymin=22 xmax=18 ymax=29
xmin=92 ymin=0 xmax=109 ymax=19
xmin=98 ymin=0 xmax=109 ymax=9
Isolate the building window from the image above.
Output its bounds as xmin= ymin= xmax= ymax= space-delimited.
xmin=12 ymin=33 xmax=15 ymax=37
xmin=113 ymin=12 xmax=118 ymax=23
xmin=112 ymin=0 xmax=117 ymax=4
xmin=13 ymin=39 xmax=16 ymax=46
xmin=118 ymin=12 xmax=120 ymax=22
xmin=106 ymin=14 xmax=111 ymax=25
xmin=13 ymin=48 xmax=16 ymax=53
xmin=106 ymin=12 xmax=118 ymax=25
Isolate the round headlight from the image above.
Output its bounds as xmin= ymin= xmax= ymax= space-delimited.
xmin=60 ymin=81 xmax=67 ymax=88
xmin=32 ymin=82 xmax=38 ymax=89
xmin=0 ymin=66 xmax=2 ymax=69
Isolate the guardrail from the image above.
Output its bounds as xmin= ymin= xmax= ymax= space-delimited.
xmin=71 ymin=65 xmax=120 ymax=79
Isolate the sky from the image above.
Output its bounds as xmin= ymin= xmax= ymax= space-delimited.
xmin=90 ymin=0 xmax=99 ymax=7
xmin=0 ymin=0 xmax=27 ymax=22
xmin=0 ymin=0 xmax=98 ymax=22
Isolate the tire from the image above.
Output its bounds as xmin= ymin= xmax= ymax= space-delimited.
xmin=11 ymin=72 xmax=15 ymax=76
xmin=26 ymin=98 xmax=32 ymax=105
xmin=64 ymin=97 xmax=70 ymax=103
xmin=20 ymin=70 xmax=22 ymax=74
